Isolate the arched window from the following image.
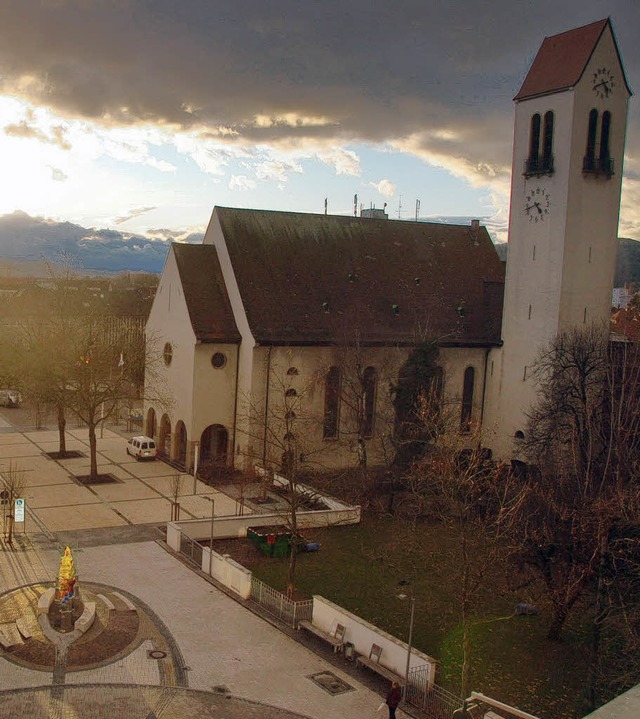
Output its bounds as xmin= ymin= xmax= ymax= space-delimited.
xmin=542 ymin=111 xmax=554 ymax=172
xmin=600 ymin=111 xmax=611 ymax=171
xmin=323 ymin=366 xmax=341 ymax=439
xmin=526 ymin=113 xmax=541 ymax=174
xmin=460 ymin=367 xmax=475 ymax=432
xmin=362 ymin=367 xmax=377 ymax=438
xmin=585 ymin=109 xmax=598 ymax=171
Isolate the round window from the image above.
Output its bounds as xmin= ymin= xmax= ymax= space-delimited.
xmin=211 ymin=352 xmax=227 ymax=369
xmin=163 ymin=342 xmax=173 ymax=366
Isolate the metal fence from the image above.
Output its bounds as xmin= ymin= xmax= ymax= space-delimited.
xmin=179 ymin=533 xmax=203 ymax=567
xmin=250 ymin=576 xmax=313 ymax=628
xmin=407 ymin=666 xmax=463 ymax=718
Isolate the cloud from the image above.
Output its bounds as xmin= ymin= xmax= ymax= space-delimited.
xmin=255 ymin=159 xmax=303 ymax=183
xmin=4 ymin=118 xmax=71 ymax=150
xmin=0 ymin=2 xmax=636 ymax=184
xmin=229 ymin=175 xmax=256 ymax=191
xmin=50 ymin=167 xmax=68 ymax=182
xmin=370 ymin=179 xmax=396 ymax=198
xmin=0 ymin=3 xmax=638 ymax=237
xmin=114 ymin=206 xmax=158 ymax=225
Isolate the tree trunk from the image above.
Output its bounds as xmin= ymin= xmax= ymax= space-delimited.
xmin=89 ymin=420 xmax=98 ymax=479
xmin=287 ymin=543 xmax=298 ymax=599
xmin=57 ymin=403 xmax=67 ymax=456
xmin=287 ymin=479 xmax=298 ymax=599
xmin=547 ymin=604 xmax=570 ymax=641
xmin=461 ymin=618 xmax=472 ymax=699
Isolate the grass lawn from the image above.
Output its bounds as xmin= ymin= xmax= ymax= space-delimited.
xmin=224 ymin=515 xmax=594 ymax=719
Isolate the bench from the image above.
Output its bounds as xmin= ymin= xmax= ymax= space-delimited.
xmin=74 ymin=601 xmax=96 ymax=634
xmin=299 ymin=620 xmax=346 ymax=653
xmin=356 ymin=644 xmax=406 ymax=686
xmin=36 ymin=587 xmax=55 ymax=616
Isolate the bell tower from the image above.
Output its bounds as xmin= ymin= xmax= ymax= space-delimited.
xmin=485 ymin=19 xmax=631 ymax=457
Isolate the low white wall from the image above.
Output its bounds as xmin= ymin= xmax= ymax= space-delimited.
xmin=177 ymin=506 xmax=360 ymax=541
xmin=256 ymin=466 xmax=355 ymax=512
xmin=202 ymin=547 xmax=252 ymax=599
xmin=167 ymin=522 xmax=181 ymax=551
xmin=312 ymin=596 xmax=436 ymax=687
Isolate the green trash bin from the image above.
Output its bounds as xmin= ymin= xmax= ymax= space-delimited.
xmin=344 ymin=641 xmax=355 ymax=661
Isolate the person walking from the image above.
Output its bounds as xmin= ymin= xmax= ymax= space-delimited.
xmin=385 ymin=680 xmax=402 ymax=719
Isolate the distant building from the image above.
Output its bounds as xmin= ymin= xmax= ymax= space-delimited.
xmin=613 ymin=286 xmax=632 ymax=308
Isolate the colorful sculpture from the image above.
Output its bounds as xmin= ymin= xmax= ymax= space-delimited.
xmin=55 ymin=546 xmax=77 ymax=606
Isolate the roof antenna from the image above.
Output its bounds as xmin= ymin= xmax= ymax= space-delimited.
xmin=324 ymin=198 xmax=328 ymax=215
xmin=398 ymin=195 xmax=403 ymax=220
xmin=354 ymin=194 xmax=358 ymax=217
xmin=415 ymin=199 xmax=421 ymax=222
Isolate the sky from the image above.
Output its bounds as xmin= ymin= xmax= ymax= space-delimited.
xmin=0 ymin=0 xmax=639 ymax=271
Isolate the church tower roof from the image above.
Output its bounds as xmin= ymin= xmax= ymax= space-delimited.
xmin=514 ymin=18 xmax=631 ymax=101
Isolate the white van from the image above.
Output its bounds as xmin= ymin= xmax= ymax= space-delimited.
xmin=126 ymin=436 xmax=158 ymax=461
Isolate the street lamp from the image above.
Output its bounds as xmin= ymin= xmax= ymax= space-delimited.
xmin=203 ymin=495 xmax=215 ymax=575
xmin=192 ymin=441 xmax=200 ymax=495
xmin=397 ymin=592 xmax=416 ymax=704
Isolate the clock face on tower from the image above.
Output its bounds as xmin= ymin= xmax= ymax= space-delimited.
xmin=592 ymin=67 xmax=615 ymax=99
xmin=524 ymin=187 xmax=551 ymax=223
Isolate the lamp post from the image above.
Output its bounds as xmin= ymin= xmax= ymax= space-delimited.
xmin=204 ymin=495 xmax=215 ymax=575
xmin=192 ymin=441 xmax=200 ymax=495
xmin=398 ymin=592 xmax=416 ymax=704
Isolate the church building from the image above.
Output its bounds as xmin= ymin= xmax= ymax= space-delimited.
xmin=144 ymin=18 xmax=630 ymax=474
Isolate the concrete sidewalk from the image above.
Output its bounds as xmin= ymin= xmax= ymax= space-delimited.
xmin=0 ymin=536 xmax=407 ymax=719
xmin=0 ymin=426 xmax=240 ymax=533
xmin=0 ymin=422 xmax=409 ymax=719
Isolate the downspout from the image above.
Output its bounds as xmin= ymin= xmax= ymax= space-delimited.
xmin=479 ymin=347 xmax=490 ymax=431
xmin=231 ymin=344 xmax=241 ymax=468
xmin=262 ymin=345 xmax=273 ymax=469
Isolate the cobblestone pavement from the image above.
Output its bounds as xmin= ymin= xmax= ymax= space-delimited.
xmin=0 ymin=684 xmax=316 ymax=718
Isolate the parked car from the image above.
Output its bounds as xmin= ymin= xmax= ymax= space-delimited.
xmin=0 ymin=389 xmax=22 ymax=408
xmin=126 ymin=436 xmax=158 ymax=461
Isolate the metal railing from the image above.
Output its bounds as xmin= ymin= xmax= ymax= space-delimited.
xmin=179 ymin=533 xmax=203 ymax=567
xmin=250 ymin=576 xmax=313 ymax=628
xmin=406 ymin=666 xmax=463 ymax=718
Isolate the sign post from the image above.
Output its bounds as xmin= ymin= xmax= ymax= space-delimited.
xmin=14 ymin=498 xmax=25 ymax=534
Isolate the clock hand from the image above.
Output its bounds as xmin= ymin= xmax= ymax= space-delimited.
xmin=535 ymin=202 xmax=542 ymax=214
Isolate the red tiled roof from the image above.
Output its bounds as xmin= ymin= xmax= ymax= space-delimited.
xmin=514 ymin=19 xmax=627 ymax=101
xmin=213 ymin=207 xmax=505 ymax=346
xmin=172 ymin=243 xmax=240 ymax=343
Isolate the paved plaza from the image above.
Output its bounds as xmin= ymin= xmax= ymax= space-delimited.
xmin=0 ymin=417 xmax=245 ymax=534
xmin=0 ymin=416 xmax=406 ymax=719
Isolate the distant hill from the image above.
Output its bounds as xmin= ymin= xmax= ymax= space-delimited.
xmin=0 ymin=211 xmax=203 ymax=274
xmin=493 ymin=238 xmax=640 ymax=287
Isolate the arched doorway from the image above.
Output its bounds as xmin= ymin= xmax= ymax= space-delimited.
xmin=159 ymin=414 xmax=172 ymax=457
xmin=200 ymin=424 xmax=229 ymax=466
xmin=175 ymin=421 xmax=188 ymax=465
xmin=146 ymin=408 xmax=157 ymax=439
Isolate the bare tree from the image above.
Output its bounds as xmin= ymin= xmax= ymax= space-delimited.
xmin=169 ymin=474 xmax=184 ymax=521
xmin=240 ymin=360 xmax=325 ymax=598
xmin=66 ymin=314 xmax=146 ymax=479
xmin=511 ymin=325 xmax=640 ymax=646
xmin=403 ymin=399 xmax=521 ymax=698
xmin=1 ymin=462 xmax=27 ymax=545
